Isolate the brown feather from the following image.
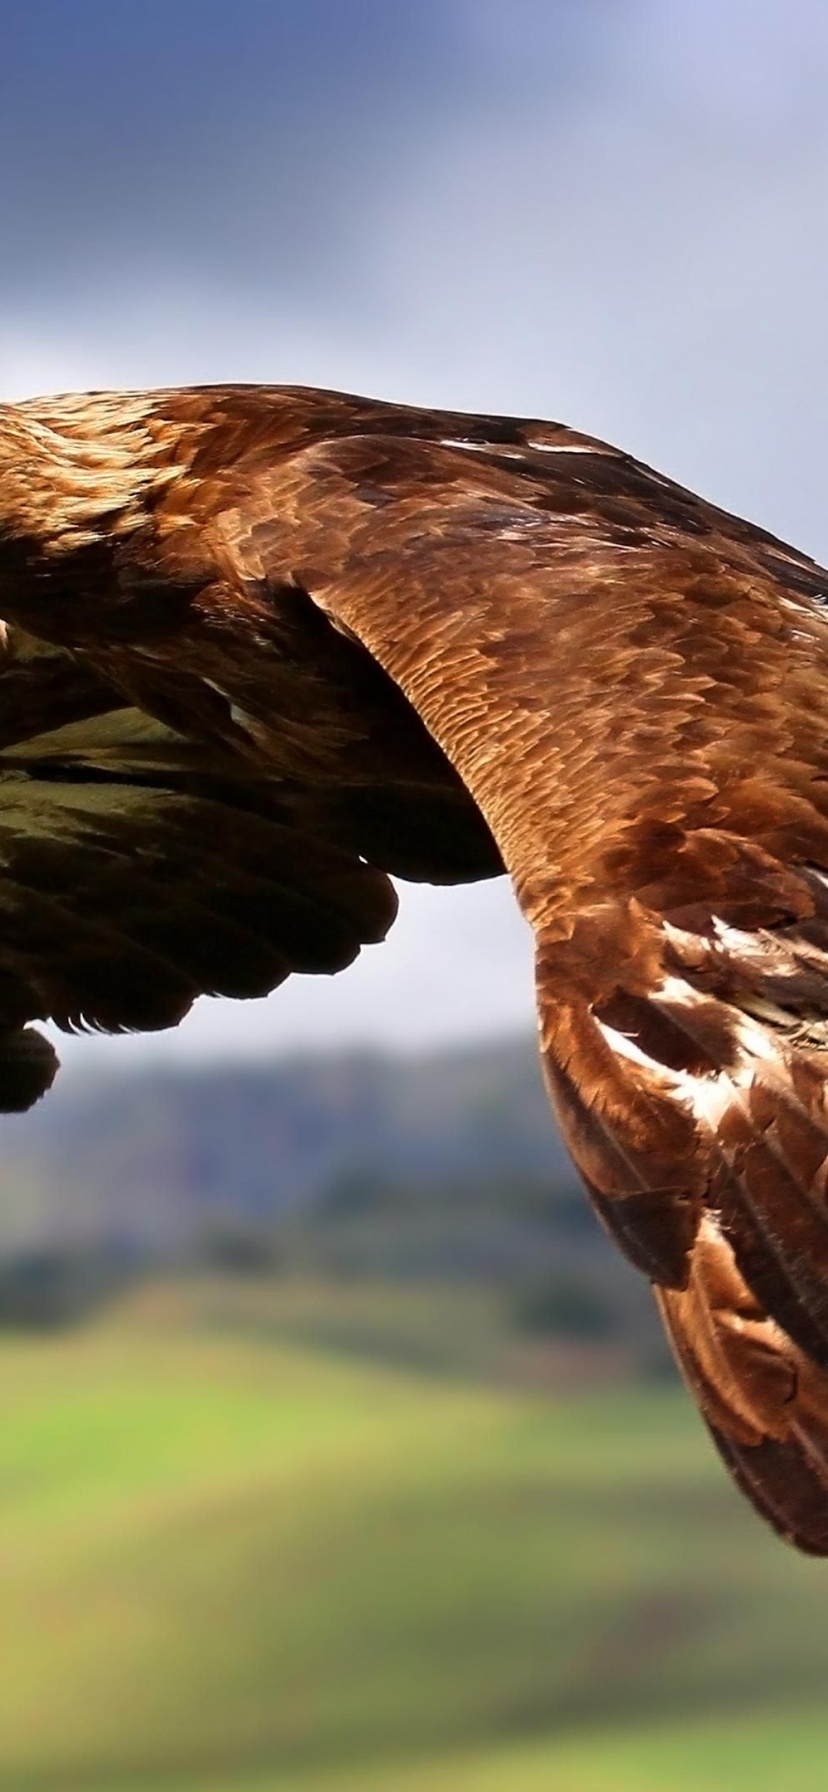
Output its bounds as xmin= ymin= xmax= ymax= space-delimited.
xmin=3 ymin=381 xmax=828 ymax=1552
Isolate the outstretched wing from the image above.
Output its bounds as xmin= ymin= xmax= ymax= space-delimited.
xmin=195 ymin=394 xmax=828 ymax=1554
xmin=0 ymin=631 xmax=401 ymax=1109
xmin=6 ymin=381 xmax=828 ymax=1552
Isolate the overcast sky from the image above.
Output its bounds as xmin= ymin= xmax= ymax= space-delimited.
xmin=2 ymin=0 xmax=828 ymax=1071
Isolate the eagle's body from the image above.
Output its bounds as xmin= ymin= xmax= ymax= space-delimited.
xmin=2 ymin=383 xmax=828 ymax=1551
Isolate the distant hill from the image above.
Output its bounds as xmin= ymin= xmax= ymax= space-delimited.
xmin=1 ymin=1035 xmax=569 ymax=1251
xmin=0 ymin=1034 xmax=666 ymax=1360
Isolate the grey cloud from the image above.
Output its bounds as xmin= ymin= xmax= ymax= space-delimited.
xmin=0 ymin=0 xmax=609 ymax=311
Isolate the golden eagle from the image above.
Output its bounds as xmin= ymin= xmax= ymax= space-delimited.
xmin=2 ymin=382 xmax=828 ymax=1552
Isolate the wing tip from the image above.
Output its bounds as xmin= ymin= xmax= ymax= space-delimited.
xmin=707 ymin=1422 xmax=828 ymax=1557
xmin=0 ymin=1026 xmax=59 ymax=1112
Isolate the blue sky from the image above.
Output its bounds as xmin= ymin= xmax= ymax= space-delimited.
xmin=2 ymin=0 xmax=827 ymax=1068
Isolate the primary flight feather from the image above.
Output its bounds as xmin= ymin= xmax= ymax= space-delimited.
xmin=2 ymin=381 xmax=828 ymax=1552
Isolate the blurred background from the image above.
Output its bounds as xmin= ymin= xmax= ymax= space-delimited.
xmin=2 ymin=3 xmax=828 ymax=1788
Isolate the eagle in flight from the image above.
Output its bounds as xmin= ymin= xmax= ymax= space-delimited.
xmin=1 ymin=382 xmax=828 ymax=1552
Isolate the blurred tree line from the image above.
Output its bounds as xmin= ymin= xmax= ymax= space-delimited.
xmin=0 ymin=1036 xmax=668 ymax=1370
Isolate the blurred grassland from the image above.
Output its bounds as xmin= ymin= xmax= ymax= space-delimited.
xmin=1 ymin=1278 xmax=828 ymax=1791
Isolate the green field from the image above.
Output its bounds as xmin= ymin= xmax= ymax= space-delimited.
xmin=1 ymin=1279 xmax=827 ymax=1791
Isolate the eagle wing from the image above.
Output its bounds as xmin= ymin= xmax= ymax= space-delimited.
xmin=204 ymin=395 xmax=828 ymax=1555
xmin=4 ymin=382 xmax=828 ymax=1552
xmin=0 ymin=630 xmax=406 ymax=1107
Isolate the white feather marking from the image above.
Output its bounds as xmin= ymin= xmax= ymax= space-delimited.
xmin=594 ymin=1018 xmax=660 ymax=1071
xmin=438 ymin=435 xmax=608 ymax=460
xmin=658 ymin=973 xmax=711 ymax=1008
xmin=597 ymin=966 xmax=783 ymax=1134
xmin=732 ymin=1012 xmax=784 ymax=1065
xmin=697 ymin=1209 xmax=728 ymax=1251
xmin=524 ymin=439 xmax=602 ymax=454
xmin=596 ymin=1011 xmax=736 ymax=1130
xmin=439 ymin=437 xmax=523 ymax=458
xmin=675 ymin=1070 xmax=733 ymax=1129
xmin=710 ymin=917 xmax=774 ymax=963
xmin=659 ymin=968 xmax=787 ymax=1078
xmin=776 ymin=590 xmax=828 ymax=628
